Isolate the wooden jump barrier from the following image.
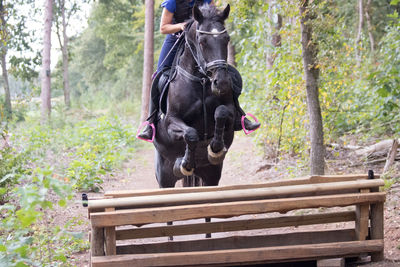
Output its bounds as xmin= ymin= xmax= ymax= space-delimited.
xmin=86 ymin=171 xmax=386 ymax=266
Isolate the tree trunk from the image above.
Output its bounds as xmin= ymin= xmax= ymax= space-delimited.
xmin=267 ymin=11 xmax=282 ymax=69
xmin=0 ymin=0 xmax=12 ymax=119
xmin=227 ymin=42 xmax=236 ymax=66
xmin=1 ymin=52 xmax=11 ymax=119
xmin=140 ymin=0 xmax=154 ymax=123
xmin=61 ymin=0 xmax=70 ymax=108
xmin=355 ymin=0 xmax=364 ymax=66
xmin=41 ymin=0 xmax=53 ymax=123
xmin=364 ymin=0 xmax=375 ymax=59
xmin=300 ymin=0 xmax=325 ymax=175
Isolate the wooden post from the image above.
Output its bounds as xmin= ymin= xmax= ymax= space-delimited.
xmin=355 ymin=189 xmax=370 ymax=241
xmin=383 ymin=139 xmax=398 ymax=174
xmin=104 ymin=208 xmax=116 ymax=255
xmin=104 ymin=227 xmax=116 ymax=255
xmin=368 ymin=169 xmax=384 ymax=261
xmin=370 ymin=202 xmax=384 ymax=261
xmin=91 ymin=226 xmax=104 ymax=257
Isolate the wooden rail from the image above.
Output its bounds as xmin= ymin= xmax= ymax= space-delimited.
xmin=87 ymin=173 xmax=386 ymax=266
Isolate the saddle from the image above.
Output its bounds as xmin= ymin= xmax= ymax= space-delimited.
xmin=151 ymin=67 xmax=171 ymax=115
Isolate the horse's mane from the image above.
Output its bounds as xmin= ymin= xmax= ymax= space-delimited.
xmin=197 ymin=4 xmax=219 ymax=20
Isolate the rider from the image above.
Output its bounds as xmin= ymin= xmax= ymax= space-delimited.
xmin=138 ymin=0 xmax=260 ymax=140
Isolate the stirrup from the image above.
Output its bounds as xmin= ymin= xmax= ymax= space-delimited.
xmin=136 ymin=121 xmax=155 ymax=143
xmin=241 ymin=113 xmax=260 ymax=135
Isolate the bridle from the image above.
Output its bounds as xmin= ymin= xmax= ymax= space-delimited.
xmin=183 ymin=21 xmax=229 ymax=81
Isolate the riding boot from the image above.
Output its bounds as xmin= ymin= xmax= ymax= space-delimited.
xmin=137 ymin=117 xmax=156 ymax=140
xmin=233 ymin=95 xmax=260 ymax=132
xmin=137 ymin=96 xmax=158 ymax=140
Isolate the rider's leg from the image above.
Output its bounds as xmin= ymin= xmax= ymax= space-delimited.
xmin=233 ymin=93 xmax=260 ymax=131
xmin=228 ymin=65 xmax=260 ymax=131
xmin=158 ymin=34 xmax=179 ymax=71
xmin=138 ymin=34 xmax=178 ymax=140
xmin=137 ymin=90 xmax=159 ymax=139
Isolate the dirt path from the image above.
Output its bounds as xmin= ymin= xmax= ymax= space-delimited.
xmin=71 ymin=135 xmax=399 ymax=266
xmin=102 ymin=135 xmax=269 ymax=192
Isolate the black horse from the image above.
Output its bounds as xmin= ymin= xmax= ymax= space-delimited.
xmin=153 ymin=3 xmax=235 ymax=189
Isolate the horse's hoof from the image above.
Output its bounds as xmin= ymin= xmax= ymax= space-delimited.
xmin=173 ymin=157 xmax=194 ymax=177
xmin=207 ymin=145 xmax=228 ymax=165
xmin=173 ymin=158 xmax=184 ymax=177
xmin=180 ymin=165 xmax=194 ymax=176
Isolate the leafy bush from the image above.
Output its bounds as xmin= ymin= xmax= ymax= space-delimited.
xmin=65 ymin=116 xmax=137 ymax=191
xmin=369 ymin=13 xmax=400 ymax=133
xmin=1 ymin=112 xmax=138 ymax=266
xmin=0 ymin=167 xmax=86 ymax=267
xmin=0 ymin=147 xmax=27 ymax=201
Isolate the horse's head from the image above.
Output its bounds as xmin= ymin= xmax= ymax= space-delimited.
xmin=191 ymin=4 xmax=231 ymax=98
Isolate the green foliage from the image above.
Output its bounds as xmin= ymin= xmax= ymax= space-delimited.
xmin=368 ymin=15 xmax=400 ymax=132
xmin=230 ymin=0 xmax=308 ymax=156
xmin=0 ymin=167 xmax=81 ymax=267
xmin=62 ymin=0 xmax=164 ymax=109
xmin=1 ymin=109 xmax=138 ymax=265
xmin=65 ymin=116 xmax=137 ymax=191
xmin=228 ymin=0 xmax=400 ymax=159
xmin=0 ymin=146 xmax=27 ymax=200
xmin=1 ymin=0 xmax=40 ymax=81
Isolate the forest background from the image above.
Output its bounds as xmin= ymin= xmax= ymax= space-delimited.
xmin=1 ymin=0 xmax=400 ymax=266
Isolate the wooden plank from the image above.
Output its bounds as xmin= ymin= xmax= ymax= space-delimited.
xmin=104 ymin=207 xmax=116 ymax=256
xmin=104 ymin=174 xmax=373 ymax=198
xmin=104 ymin=227 xmax=116 ymax=255
xmin=90 ymin=192 xmax=385 ymax=227
xmin=370 ymin=202 xmax=384 ymax=261
xmin=91 ymin=240 xmax=383 ymax=267
xmin=89 ymin=179 xmax=384 ymax=210
xmin=355 ymin=189 xmax=370 ymax=241
xmin=116 ymin=229 xmax=356 ymax=254
xmin=116 ymin=211 xmax=356 ymax=240
xmin=317 ymin=258 xmax=345 ymax=267
xmin=91 ymin=226 xmax=104 ymax=257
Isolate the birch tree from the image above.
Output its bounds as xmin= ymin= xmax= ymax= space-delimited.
xmin=0 ymin=0 xmax=11 ymax=119
xmin=54 ymin=0 xmax=71 ymax=108
xmin=41 ymin=0 xmax=53 ymax=122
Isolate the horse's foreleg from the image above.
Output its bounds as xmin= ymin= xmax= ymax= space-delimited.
xmin=180 ymin=127 xmax=198 ymax=175
xmin=167 ymin=117 xmax=199 ymax=176
xmin=208 ymin=105 xmax=231 ymax=165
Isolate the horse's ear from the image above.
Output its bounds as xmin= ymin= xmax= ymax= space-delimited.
xmin=221 ymin=4 xmax=230 ymax=21
xmin=193 ymin=5 xmax=203 ymax=23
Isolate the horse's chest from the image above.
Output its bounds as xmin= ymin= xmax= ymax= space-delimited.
xmin=180 ymin=95 xmax=219 ymax=122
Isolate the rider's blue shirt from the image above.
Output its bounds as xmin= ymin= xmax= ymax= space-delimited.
xmin=161 ymin=0 xmax=212 ymax=13
xmin=158 ymin=0 xmax=212 ymax=71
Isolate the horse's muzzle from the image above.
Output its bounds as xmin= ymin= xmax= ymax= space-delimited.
xmin=211 ymin=68 xmax=231 ymax=97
